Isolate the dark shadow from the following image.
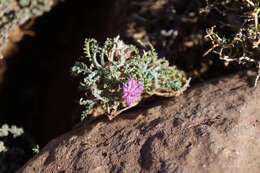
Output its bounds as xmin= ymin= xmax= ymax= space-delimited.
xmin=0 ymin=0 xmax=126 ymax=147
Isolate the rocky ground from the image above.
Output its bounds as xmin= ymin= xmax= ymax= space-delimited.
xmin=17 ymin=72 xmax=260 ymax=173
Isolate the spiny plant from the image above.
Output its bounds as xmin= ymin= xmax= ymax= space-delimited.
xmin=202 ymin=0 xmax=260 ymax=86
xmin=72 ymin=36 xmax=190 ymax=120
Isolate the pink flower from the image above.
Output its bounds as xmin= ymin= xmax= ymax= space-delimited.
xmin=122 ymin=77 xmax=144 ymax=106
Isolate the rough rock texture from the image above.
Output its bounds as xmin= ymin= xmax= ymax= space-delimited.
xmin=0 ymin=0 xmax=55 ymax=58
xmin=17 ymin=72 xmax=260 ymax=173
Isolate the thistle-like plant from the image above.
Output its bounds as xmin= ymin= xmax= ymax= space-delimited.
xmin=72 ymin=36 xmax=190 ymax=120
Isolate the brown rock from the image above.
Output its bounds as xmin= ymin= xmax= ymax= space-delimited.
xmin=17 ymin=72 xmax=260 ymax=173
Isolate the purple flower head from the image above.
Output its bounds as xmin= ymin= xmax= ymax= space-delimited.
xmin=122 ymin=77 xmax=144 ymax=106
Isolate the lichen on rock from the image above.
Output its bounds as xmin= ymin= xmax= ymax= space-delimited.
xmin=0 ymin=0 xmax=55 ymax=59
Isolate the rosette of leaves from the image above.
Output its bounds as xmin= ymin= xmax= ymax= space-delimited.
xmin=72 ymin=36 xmax=190 ymax=120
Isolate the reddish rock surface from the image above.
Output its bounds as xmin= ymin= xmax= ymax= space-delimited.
xmin=17 ymin=72 xmax=260 ymax=173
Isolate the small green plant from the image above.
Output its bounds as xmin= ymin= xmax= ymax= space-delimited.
xmin=32 ymin=145 xmax=40 ymax=154
xmin=72 ymin=36 xmax=190 ymax=120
